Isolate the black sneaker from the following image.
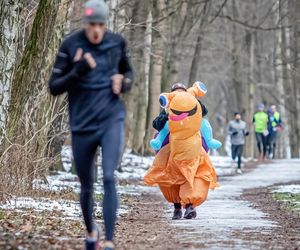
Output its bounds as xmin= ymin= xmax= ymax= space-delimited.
xmin=184 ymin=204 xmax=197 ymax=219
xmin=85 ymin=240 xmax=99 ymax=250
xmin=85 ymin=225 xmax=100 ymax=250
xmin=172 ymin=209 xmax=183 ymax=220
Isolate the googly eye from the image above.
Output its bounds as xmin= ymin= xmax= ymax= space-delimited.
xmin=194 ymin=81 xmax=207 ymax=94
xmin=159 ymin=94 xmax=169 ymax=108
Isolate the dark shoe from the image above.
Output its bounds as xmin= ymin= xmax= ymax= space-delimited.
xmin=85 ymin=240 xmax=99 ymax=250
xmin=184 ymin=204 xmax=197 ymax=219
xmin=172 ymin=208 xmax=182 ymax=220
xmin=85 ymin=225 xmax=100 ymax=250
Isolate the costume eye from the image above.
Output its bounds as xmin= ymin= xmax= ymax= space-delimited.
xmin=159 ymin=94 xmax=169 ymax=108
xmin=194 ymin=81 xmax=207 ymax=94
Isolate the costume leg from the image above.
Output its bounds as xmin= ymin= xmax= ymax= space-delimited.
xmin=179 ymin=178 xmax=210 ymax=207
xmin=159 ymin=185 xmax=181 ymax=203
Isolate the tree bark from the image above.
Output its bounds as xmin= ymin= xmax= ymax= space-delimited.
xmin=0 ymin=1 xmax=22 ymax=143
xmin=144 ymin=0 xmax=165 ymax=154
xmin=132 ymin=8 xmax=152 ymax=154
xmin=4 ymin=0 xmax=73 ymax=179
xmin=274 ymin=0 xmax=291 ymax=158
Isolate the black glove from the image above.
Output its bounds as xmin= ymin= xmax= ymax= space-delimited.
xmin=244 ymin=131 xmax=250 ymax=136
xmin=162 ymin=113 xmax=169 ymax=121
xmin=72 ymin=59 xmax=93 ymax=77
xmin=232 ymin=131 xmax=238 ymax=136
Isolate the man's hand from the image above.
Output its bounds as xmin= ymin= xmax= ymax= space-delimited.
xmin=111 ymin=74 xmax=124 ymax=95
xmin=83 ymin=53 xmax=96 ymax=69
xmin=74 ymin=48 xmax=96 ymax=68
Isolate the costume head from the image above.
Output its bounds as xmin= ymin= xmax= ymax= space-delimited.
xmin=159 ymin=81 xmax=207 ymax=139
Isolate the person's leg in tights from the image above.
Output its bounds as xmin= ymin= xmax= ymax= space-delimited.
xmin=237 ymin=145 xmax=244 ymax=169
xmin=271 ymin=132 xmax=277 ymax=159
xmin=255 ymin=133 xmax=262 ymax=154
xmin=255 ymin=133 xmax=263 ymax=159
xmin=266 ymin=134 xmax=271 ymax=157
xmin=262 ymin=135 xmax=267 ymax=159
xmin=100 ymin=120 xmax=124 ymax=244
xmin=72 ymin=132 xmax=98 ymax=235
xmin=231 ymin=144 xmax=237 ymax=161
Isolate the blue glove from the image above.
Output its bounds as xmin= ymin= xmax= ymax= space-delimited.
xmin=201 ymin=118 xmax=222 ymax=149
xmin=150 ymin=121 xmax=170 ymax=151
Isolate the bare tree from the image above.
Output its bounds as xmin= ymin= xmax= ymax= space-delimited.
xmin=0 ymin=1 xmax=22 ymax=142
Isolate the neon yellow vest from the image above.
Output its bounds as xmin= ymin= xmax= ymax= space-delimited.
xmin=254 ymin=111 xmax=268 ymax=133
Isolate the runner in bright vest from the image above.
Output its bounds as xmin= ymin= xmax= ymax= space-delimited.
xmin=267 ymin=105 xmax=282 ymax=159
xmin=253 ymin=103 xmax=269 ymax=161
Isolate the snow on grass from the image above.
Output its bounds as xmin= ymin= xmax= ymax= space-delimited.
xmin=273 ymin=184 xmax=300 ymax=194
xmin=0 ymin=148 xmax=237 ymax=216
xmin=272 ymin=184 xmax=300 ymax=213
xmin=0 ymin=196 xmax=127 ymax=220
xmin=1 ymin=196 xmax=83 ymax=220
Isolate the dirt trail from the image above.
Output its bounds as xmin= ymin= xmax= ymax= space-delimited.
xmin=114 ymin=160 xmax=300 ymax=250
xmin=1 ymin=159 xmax=300 ymax=249
xmin=115 ymin=193 xmax=186 ymax=250
xmin=167 ymin=159 xmax=300 ymax=249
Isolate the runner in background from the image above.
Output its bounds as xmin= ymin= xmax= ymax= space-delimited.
xmin=267 ymin=105 xmax=282 ymax=159
xmin=227 ymin=112 xmax=249 ymax=174
xmin=253 ymin=103 xmax=269 ymax=161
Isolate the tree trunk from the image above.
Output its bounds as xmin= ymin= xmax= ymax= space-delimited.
xmin=132 ymin=9 xmax=152 ymax=154
xmin=122 ymin=0 xmax=149 ymax=149
xmin=7 ymin=0 xmax=61 ymax=137
xmin=4 ymin=0 xmax=72 ymax=182
xmin=144 ymin=0 xmax=165 ymax=154
xmin=288 ymin=0 xmax=300 ymax=157
xmin=274 ymin=0 xmax=291 ymax=158
xmin=0 ymin=1 xmax=21 ymax=143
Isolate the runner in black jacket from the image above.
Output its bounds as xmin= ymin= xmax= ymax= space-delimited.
xmin=49 ymin=1 xmax=133 ymax=249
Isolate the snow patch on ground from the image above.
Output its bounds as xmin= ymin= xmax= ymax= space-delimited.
xmin=0 ymin=196 xmax=127 ymax=220
xmin=273 ymin=184 xmax=300 ymax=194
xmin=0 ymin=150 xmax=238 ymax=220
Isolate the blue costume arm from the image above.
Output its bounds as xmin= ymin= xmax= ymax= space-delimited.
xmin=201 ymin=118 xmax=222 ymax=149
xmin=150 ymin=121 xmax=170 ymax=151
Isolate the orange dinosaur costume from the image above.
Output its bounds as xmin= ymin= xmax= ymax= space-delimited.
xmin=144 ymin=82 xmax=217 ymax=208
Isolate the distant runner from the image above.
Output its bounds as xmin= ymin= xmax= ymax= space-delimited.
xmin=267 ymin=105 xmax=282 ymax=159
xmin=227 ymin=112 xmax=249 ymax=173
xmin=253 ymin=104 xmax=269 ymax=161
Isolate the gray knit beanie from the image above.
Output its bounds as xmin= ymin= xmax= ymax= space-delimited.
xmin=83 ymin=0 xmax=109 ymax=24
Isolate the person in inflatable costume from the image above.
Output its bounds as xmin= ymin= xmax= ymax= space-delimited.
xmin=151 ymin=83 xmax=221 ymax=153
xmin=144 ymin=82 xmax=218 ymax=219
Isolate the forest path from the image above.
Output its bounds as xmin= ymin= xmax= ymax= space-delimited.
xmin=117 ymin=160 xmax=300 ymax=249
xmin=1 ymin=158 xmax=299 ymax=249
